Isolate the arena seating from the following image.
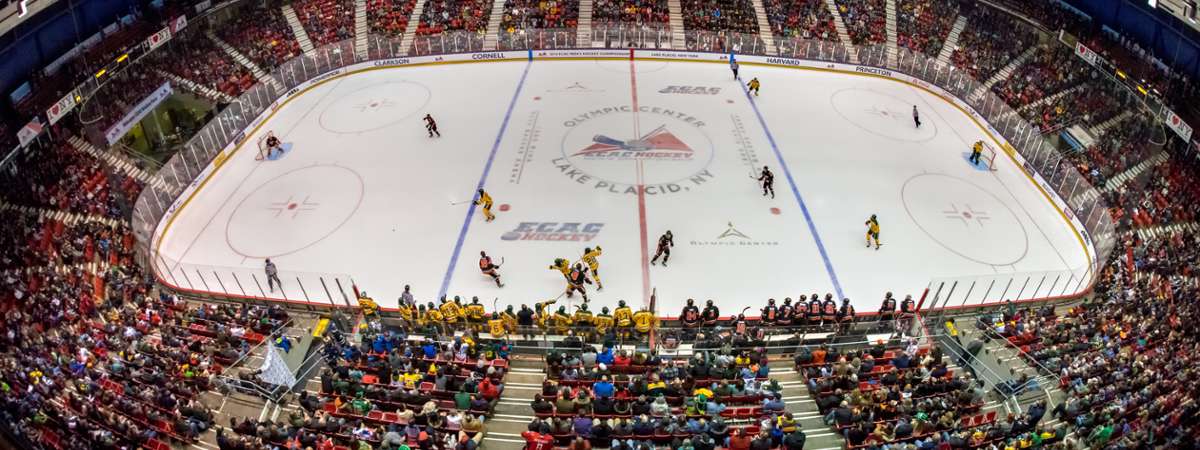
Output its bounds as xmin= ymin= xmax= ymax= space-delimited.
xmin=764 ymin=0 xmax=838 ymax=41
xmin=592 ymin=0 xmax=669 ymax=26
xmin=295 ymin=0 xmax=356 ymax=46
xmin=83 ymin=67 xmax=167 ymax=134
xmin=501 ymin=0 xmax=579 ymax=33
xmin=895 ymin=0 xmax=956 ymax=57
xmin=368 ymin=0 xmax=418 ymax=37
xmin=950 ymin=4 xmax=1036 ymax=81
xmin=155 ymin=37 xmax=256 ymax=97
xmin=414 ymin=0 xmax=491 ymax=36
xmin=832 ymin=0 xmax=885 ymax=45
xmin=682 ymin=0 xmax=759 ymax=36
xmin=214 ymin=2 xmax=302 ymax=69
xmin=1067 ymin=117 xmax=1157 ymax=188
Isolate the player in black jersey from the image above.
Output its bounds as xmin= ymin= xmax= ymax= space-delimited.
xmin=424 ymin=114 xmax=440 ymax=137
xmin=478 ymin=251 xmax=503 ymax=287
xmin=701 ymin=299 xmax=720 ymax=328
xmin=650 ymin=230 xmax=674 ymax=267
xmin=761 ymin=298 xmax=778 ymax=326
xmin=681 ymin=298 xmax=701 ymax=337
xmin=757 ymin=166 xmax=775 ymax=198
xmin=565 ymin=263 xmax=592 ymax=302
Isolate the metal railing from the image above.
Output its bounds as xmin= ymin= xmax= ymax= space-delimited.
xmin=130 ymin=31 xmax=1116 ymax=315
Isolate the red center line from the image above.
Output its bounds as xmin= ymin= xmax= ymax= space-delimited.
xmin=630 ymin=56 xmax=651 ymax=309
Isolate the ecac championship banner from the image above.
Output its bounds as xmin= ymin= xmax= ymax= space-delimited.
xmin=105 ymin=81 xmax=173 ymax=145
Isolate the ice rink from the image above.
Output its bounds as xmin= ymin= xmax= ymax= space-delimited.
xmin=153 ymin=57 xmax=1092 ymax=314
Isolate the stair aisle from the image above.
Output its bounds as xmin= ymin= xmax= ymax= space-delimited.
xmin=282 ymin=4 xmax=318 ymax=54
xmin=577 ymin=0 xmax=594 ymax=48
xmin=483 ymin=0 xmax=505 ymax=50
xmin=823 ymin=0 xmax=859 ymax=63
xmin=751 ymin=0 xmax=778 ymax=55
xmin=354 ymin=0 xmax=369 ymax=59
xmin=208 ymin=31 xmax=285 ymax=94
xmin=972 ymin=45 xmax=1036 ymax=99
xmin=885 ymin=0 xmax=897 ymax=66
xmin=668 ymin=0 xmax=686 ymax=50
xmin=398 ymin=0 xmax=429 ymax=53
xmin=935 ymin=15 xmax=967 ymax=65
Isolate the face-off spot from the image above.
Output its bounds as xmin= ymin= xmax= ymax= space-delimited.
xmin=225 ymin=165 xmax=365 ymax=258
xmin=830 ymin=88 xmax=938 ymax=143
xmin=498 ymin=204 xmax=511 ymax=212
xmin=770 ymin=207 xmax=781 ymax=215
xmin=319 ymin=81 xmax=431 ymax=134
xmin=901 ymin=173 xmax=1029 ymax=266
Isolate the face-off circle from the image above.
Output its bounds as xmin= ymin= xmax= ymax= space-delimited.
xmin=319 ymin=81 xmax=431 ymax=134
xmin=901 ymin=173 xmax=1029 ymax=266
xmin=225 ymin=165 xmax=365 ymax=258
xmin=830 ymin=88 xmax=938 ymax=143
xmin=558 ymin=107 xmax=715 ymax=188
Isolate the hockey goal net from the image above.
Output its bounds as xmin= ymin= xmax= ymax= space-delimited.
xmin=976 ymin=142 xmax=998 ymax=171
xmin=255 ymin=132 xmax=276 ymax=161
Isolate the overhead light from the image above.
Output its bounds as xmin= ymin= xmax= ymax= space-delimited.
xmin=116 ymin=53 xmax=129 ymax=63
xmin=95 ymin=69 xmax=107 ymax=78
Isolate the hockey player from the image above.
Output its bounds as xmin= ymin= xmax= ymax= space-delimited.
xmin=534 ymin=298 xmax=557 ymax=332
xmin=701 ymin=299 xmax=720 ymax=328
xmin=680 ymin=298 xmax=701 ymax=334
xmin=466 ymin=296 xmax=486 ymax=332
xmin=730 ymin=59 xmax=739 ymax=79
xmin=758 ymin=166 xmax=775 ymax=198
xmin=573 ymin=303 xmax=594 ymax=341
xmin=793 ymin=295 xmax=808 ymax=326
xmin=357 ymin=291 xmax=379 ymax=317
xmin=265 ymin=132 xmax=283 ymax=158
xmin=837 ymin=298 xmax=856 ymax=333
xmin=747 ymin=77 xmax=761 ymax=96
xmin=821 ymin=294 xmax=838 ymax=325
xmin=552 ymin=306 xmax=573 ymax=335
xmin=549 ymin=258 xmax=571 ymax=278
xmin=632 ymin=307 xmax=657 ymax=338
xmin=424 ymin=302 xmax=445 ymax=334
xmin=912 ymin=105 xmax=921 ymax=128
xmin=879 ymin=292 xmax=897 ymax=324
xmin=761 ymin=298 xmax=779 ymax=326
xmin=440 ymin=296 xmax=462 ymax=331
xmin=899 ymin=294 xmax=916 ymax=335
xmin=479 ymin=251 xmax=504 ymax=287
xmin=865 ymin=214 xmax=881 ymax=250
xmin=778 ymin=298 xmax=794 ymax=328
xmin=501 ymin=305 xmax=519 ymax=336
xmin=475 ymin=189 xmax=496 ymax=222
xmin=565 ymin=263 xmax=592 ymax=302
xmin=970 ymin=141 xmax=984 ymax=166
xmin=487 ymin=313 xmax=507 ymax=339
xmin=613 ymin=300 xmax=634 ymax=339
xmin=649 ymin=230 xmax=674 ymax=267
xmin=397 ymin=300 xmax=416 ymax=328
xmin=581 ymin=246 xmax=604 ymax=290
xmin=807 ymin=295 xmax=822 ymax=326
xmin=424 ymin=114 xmax=440 ymax=137
xmin=594 ymin=307 xmax=615 ymax=340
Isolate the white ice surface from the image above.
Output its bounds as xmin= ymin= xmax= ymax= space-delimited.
xmin=154 ymin=59 xmax=1089 ymax=315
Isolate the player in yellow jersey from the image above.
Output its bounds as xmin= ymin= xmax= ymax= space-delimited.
xmin=581 ymin=246 xmax=603 ymax=290
xmin=397 ymin=301 xmax=415 ymax=327
xmin=573 ymin=303 xmax=594 ymax=341
xmin=357 ymin=292 xmax=379 ymax=317
xmin=440 ymin=296 xmax=462 ymax=331
xmin=466 ymin=297 xmax=487 ymax=332
xmin=552 ymin=306 xmax=573 ymax=335
xmin=487 ymin=313 xmax=507 ymax=339
xmin=632 ymin=307 xmax=657 ymax=337
xmin=423 ymin=302 xmax=444 ymax=334
xmin=534 ymin=298 xmax=557 ymax=331
xmin=549 ymin=258 xmax=571 ymax=277
xmin=747 ymin=77 xmax=761 ymax=96
xmin=594 ymin=307 xmax=615 ymax=338
xmin=475 ymin=189 xmax=496 ymax=222
xmin=865 ymin=214 xmax=881 ymax=250
xmin=613 ymin=300 xmax=634 ymax=339
xmin=501 ymin=305 xmax=519 ymax=335
xmin=970 ymin=141 xmax=984 ymax=166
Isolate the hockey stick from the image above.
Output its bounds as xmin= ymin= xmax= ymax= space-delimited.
xmin=498 ymin=257 xmax=505 ymax=267
xmin=492 ymin=297 xmax=499 ymax=315
xmin=449 ymin=199 xmax=472 ymax=206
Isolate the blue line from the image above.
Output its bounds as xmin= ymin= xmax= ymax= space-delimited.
xmin=740 ymin=84 xmax=845 ymax=300
xmin=439 ymin=61 xmax=533 ymax=299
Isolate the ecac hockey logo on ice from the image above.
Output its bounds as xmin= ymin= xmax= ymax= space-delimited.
xmin=501 ymin=222 xmax=604 ymax=241
xmin=552 ymin=105 xmax=716 ymax=196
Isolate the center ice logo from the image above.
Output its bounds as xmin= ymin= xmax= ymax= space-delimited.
xmin=571 ymin=125 xmax=694 ymax=161
xmin=552 ymin=106 xmax=716 ymax=196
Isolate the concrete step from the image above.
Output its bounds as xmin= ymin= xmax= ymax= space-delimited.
xmin=398 ymin=0 xmax=429 ymax=53
xmin=1090 ymin=110 xmax=1134 ymax=137
xmin=668 ymin=0 xmax=686 ymax=50
xmin=823 ymin=0 xmax=858 ymax=63
xmin=1134 ymin=220 xmax=1199 ymax=241
xmin=884 ymin=0 xmax=897 ymax=67
xmin=208 ymin=31 xmax=283 ymax=94
xmin=282 ymin=4 xmax=317 ymax=54
xmin=156 ymin=69 xmax=236 ymax=104
xmin=752 ymin=0 xmax=778 ymax=55
xmin=354 ymin=0 xmax=369 ymax=59
xmin=974 ymin=45 xmax=1037 ymax=99
xmin=936 ymin=15 xmax=967 ymax=65
xmin=483 ymin=0 xmax=504 ymax=50
xmin=1017 ymin=84 xmax=1083 ymax=115
xmin=1104 ymin=151 xmax=1169 ymax=192
xmin=577 ymin=0 xmax=594 ymax=47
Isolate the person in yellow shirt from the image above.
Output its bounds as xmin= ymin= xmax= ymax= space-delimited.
xmin=535 ymin=298 xmax=557 ymax=331
xmin=573 ymin=303 xmax=594 ymax=341
xmin=613 ymin=300 xmax=634 ymax=339
xmin=440 ymin=297 xmax=462 ymax=330
xmin=552 ymin=306 xmax=573 ymax=335
xmin=747 ymin=77 xmax=761 ymax=96
xmin=970 ymin=140 xmax=984 ymax=166
xmin=423 ymin=303 xmax=444 ymax=334
xmin=487 ymin=313 xmax=507 ymax=339
xmin=466 ymin=297 xmax=486 ymax=332
xmin=865 ymin=214 xmax=881 ymax=250
xmin=632 ymin=308 xmax=657 ymax=336
xmin=475 ymin=189 xmax=496 ymax=222
xmin=594 ymin=307 xmax=615 ymax=337
xmin=397 ymin=302 xmax=415 ymax=328
xmin=357 ymin=292 xmax=379 ymax=317
xmin=581 ymin=246 xmax=603 ymax=290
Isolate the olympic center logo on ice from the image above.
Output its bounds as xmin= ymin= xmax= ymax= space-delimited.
xmin=552 ymin=105 xmax=716 ymax=195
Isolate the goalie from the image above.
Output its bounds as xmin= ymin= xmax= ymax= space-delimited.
xmin=264 ymin=132 xmax=283 ymax=159
xmin=970 ymin=141 xmax=984 ymax=167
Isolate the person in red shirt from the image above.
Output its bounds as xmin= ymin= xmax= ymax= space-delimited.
xmin=728 ymin=428 xmax=752 ymax=450
xmin=613 ymin=351 xmax=632 ymax=367
xmin=479 ymin=377 xmax=500 ymax=404
xmin=522 ymin=430 xmax=554 ymax=450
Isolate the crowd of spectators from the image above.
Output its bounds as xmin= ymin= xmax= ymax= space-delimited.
xmin=368 ymin=0 xmax=418 ymax=37
xmin=80 ymin=67 xmax=167 ymax=134
xmin=501 ymin=0 xmax=578 ymax=33
xmin=894 ymin=0 xmax=956 ymax=57
xmin=764 ymin=0 xmax=837 ymax=42
xmin=154 ymin=35 xmax=256 ymax=97
xmin=295 ymin=0 xmax=356 ymax=46
xmin=214 ymin=2 xmax=302 ymax=69
xmin=832 ymin=0 xmax=884 ymax=45
xmin=0 ymin=141 xmax=137 ymax=219
xmin=414 ymin=0 xmax=491 ymax=36
xmin=950 ymin=4 xmax=1036 ymax=81
xmin=993 ymin=46 xmax=1087 ymax=109
xmin=681 ymin=0 xmax=759 ymax=36
xmin=1108 ymin=154 xmax=1200 ymax=229
xmin=593 ymin=0 xmax=669 ymax=27
xmin=1067 ymin=117 xmax=1157 ymax=189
